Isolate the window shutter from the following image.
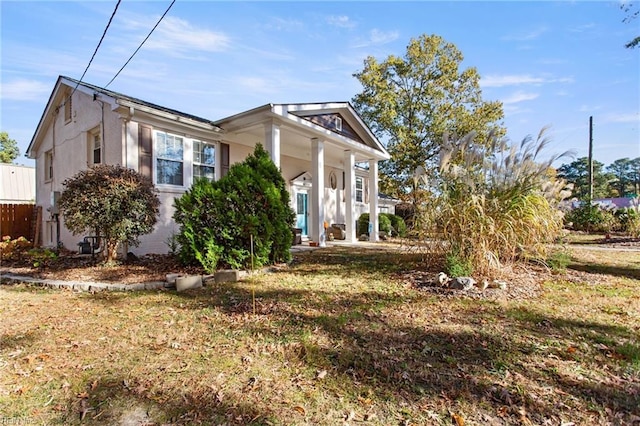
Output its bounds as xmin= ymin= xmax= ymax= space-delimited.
xmin=221 ymin=143 xmax=230 ymax=177
xmin=138 ymin=124 xmax=153 ymax=179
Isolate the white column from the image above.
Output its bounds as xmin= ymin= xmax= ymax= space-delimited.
xmin=311 ymin=138 xmax=325 ymax=246
xmin=369 ymin=160 xmax=379 ymax=242
xmin=344 ymin=150 xmax=356 ymax=242
xmin=264 ymin=122 xmax=281 ymax=169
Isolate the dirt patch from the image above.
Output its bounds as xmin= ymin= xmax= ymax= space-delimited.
xmin=1 ymin=252 xmax=204 ymax=285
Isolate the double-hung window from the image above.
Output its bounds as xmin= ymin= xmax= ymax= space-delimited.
xmin=193 ymin=140 xmax=215 ymax=181
xmin=156 ymin=131 xmax=184 ymax=186
xmin=44 ymin=150 xmax=53 ymax=181
xmin=355 ymin=176 xmax=364 ymax=203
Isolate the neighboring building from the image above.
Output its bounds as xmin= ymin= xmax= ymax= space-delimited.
xmin=0 ymin=163 xmax=36 ymax=204
xmin=26 ymin=76 xmax=390 ymax=254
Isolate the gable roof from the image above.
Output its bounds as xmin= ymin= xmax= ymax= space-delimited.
xmin=27 ymin=76 xmax=223 ymax=158
xmin=215 ymin=102 xmax=390 ymax=161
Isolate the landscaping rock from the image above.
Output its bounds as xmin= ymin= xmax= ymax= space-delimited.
xmin=176 ymin=275 xmax=203 ymax=292
xmin=435 ymin=272 xmax=449 ymax=286
xmin=215 ymin=270 xmax=240 ymax=283
xmin=449 ymin=277 xmax=476 ymax=290
xmin=488 ymin=280 xmax=508 ymax=290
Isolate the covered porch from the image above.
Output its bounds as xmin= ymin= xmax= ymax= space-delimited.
xmin=215 ymin=103 xmax=390 ymax=245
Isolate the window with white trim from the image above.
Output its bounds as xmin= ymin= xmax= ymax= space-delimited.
xmin=44 ymin=150 xmax=53 ymax=181
xmin=355 ymin=176 xmax=364 ymax=203
xmin=89 ymin=128 xmax=101 ymax=165
xmin=193 ymin=140 xmax=215 ymax=181
xmin=156 ymin=131 xmax=184 ymax=186
xmin=64 ymin=90 xmax=72 ymax=123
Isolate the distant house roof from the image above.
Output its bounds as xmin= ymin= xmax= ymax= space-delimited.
xmin=0 ymin=164 xmax=35 ymax=203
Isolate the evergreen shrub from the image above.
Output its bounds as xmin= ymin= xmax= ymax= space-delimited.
xmin=173 ymin=145 xmax=295 ymax=273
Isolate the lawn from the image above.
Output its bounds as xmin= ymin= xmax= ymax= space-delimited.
xmin=1 ymin=246 xmax=639 ymax=425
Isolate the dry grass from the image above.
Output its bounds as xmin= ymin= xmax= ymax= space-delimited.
xmin=1 ymin=246 xmax=639 ymax=425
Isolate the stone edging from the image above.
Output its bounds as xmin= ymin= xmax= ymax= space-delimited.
xmin=0 ymin=271 xmax=169 ymax=292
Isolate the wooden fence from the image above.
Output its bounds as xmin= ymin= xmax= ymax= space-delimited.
xmin=1 ymin=203 xmax=36 ymax=240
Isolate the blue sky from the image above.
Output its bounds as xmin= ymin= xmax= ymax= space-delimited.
xmin=1 ymin=1 xmax=639 ymax=168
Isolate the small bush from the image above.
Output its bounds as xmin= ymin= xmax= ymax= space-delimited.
xmin=357 ymin=213 xmax=391 ymax=236
xmin=0 ymin=236 xmax=32 ymax=260
xmin=27 ymin=247 xmax=58 ymax=268
xmin=444 ymin=250 xmax=473 ymax=277
xmin=381 ymin=213 xmax=407 ymax=237
xmin=614 ymin=208 xmax=640 ymax=237
xmin=564 ymin=204 xmax=616 ymax=233
xmin=546 ymin=249 xmax=571 ymax=273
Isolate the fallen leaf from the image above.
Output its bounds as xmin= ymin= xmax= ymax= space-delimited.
xmin=345 ymin=410 xmax=356 ymax=421
xmin=293 ymin=405 xmax=306 ymax=415
xmin=452 ymin=413 xmax=465 ymax=426
xmin=567 ymin=346 xmax=577 ymax=354
xmin=316 ymin=369 xmax=327 ymax=380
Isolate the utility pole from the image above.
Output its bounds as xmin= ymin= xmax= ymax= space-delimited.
xmin=588 ymin=116 xmax=593 ymax=201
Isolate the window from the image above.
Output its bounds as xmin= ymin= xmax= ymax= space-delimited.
xmin=335 ymin=116 xmax=342 ymax=132
xmin=89 ymin=129 xmax=101 ymax=165
xmin=64 ymin=91 xmax=72 ymax=123
xmin=156 ymin=131 xmax=184 ymax=186
xmin=355 ymin=176 xmax=363 ymax=202
xmin=44 ymin=150 xmax=53 ymax=181
xmin=193 ymin=140 xmax=215 ymax=181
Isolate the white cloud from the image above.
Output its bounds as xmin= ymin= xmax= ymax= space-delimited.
xmin=327 ymin=15 xmax=356 ymax=29
xmin=0 ymin=79 xmax=50 ymax=101
xmin=501 ymin=91 xmax=539 ymax=104
xmin=502 ymin=26 xmax=548 ymax=41
xmin=578 ymin=104 xmax=604 ymax=112
xmin=264 ymin=17 xmax=304 ymax=32
xmin=603 ymin=112 xmax=640 ymax=123
xmin=481 ymin=74 xmax=574 ymax=88
xmin=119 ymin=15 xmax=230 ymax=54
xmin=351 ymin=29 xmax=399 ymax=48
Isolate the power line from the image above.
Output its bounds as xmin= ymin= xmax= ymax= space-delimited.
xmin=104 ymin=0 xmax=176 ymax=88
xmin=72 ymin=0 xmax=122 ymax=96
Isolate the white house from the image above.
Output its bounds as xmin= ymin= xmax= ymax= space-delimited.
xmin=26 ymin=76 xmax=391 ymax=255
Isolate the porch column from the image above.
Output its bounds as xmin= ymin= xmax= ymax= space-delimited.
xmin=264 ymin=121 xmax=281 ymax=169
xmin=311 ymin=138 xmax=326 ymax=246
xmin=369 ymin=159 xmax=379 ymax=242
xmin=344 ymin=150 xmax=356 ymax=242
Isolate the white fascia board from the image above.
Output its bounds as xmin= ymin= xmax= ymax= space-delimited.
xmin=117 ymin=99 xmax=223 ymax=134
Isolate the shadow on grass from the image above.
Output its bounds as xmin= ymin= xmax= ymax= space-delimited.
xmin=56 ymin=375 xmax=272 ymax=426
xmin=568 ymin=262 xmax=640 ymax=280
xmin=174 ymin=283 xmax=640 ymax=424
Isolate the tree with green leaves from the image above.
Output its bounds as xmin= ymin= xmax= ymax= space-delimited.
xmin=606 ymin=157 xmax=634 ymax=197
xmin=58 ymin=165 xmax=160 ymax=263
xmin=352 ymin=34 xmax=505 ymax=201
xmin=556 ymin=157 xmax=614 ymax=200
xmin=621 ymin=1 xmax=640 ymax=48
xmin=0 ymin=131 xmax=20 ymax=163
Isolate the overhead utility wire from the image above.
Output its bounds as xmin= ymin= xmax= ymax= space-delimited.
xmin=104 ymin=0 xmax=176 ymax=88
xmin=69 ymin=0 xmax=122 ymax=99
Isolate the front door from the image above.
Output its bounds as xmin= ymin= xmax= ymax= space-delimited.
xmin=296 ymin=192 xmax=308 ymax=236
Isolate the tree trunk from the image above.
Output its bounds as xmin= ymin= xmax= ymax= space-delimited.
xmin=104 ymin=239 xmax=120 ymax=263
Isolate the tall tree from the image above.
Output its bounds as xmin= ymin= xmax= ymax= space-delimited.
xmin=352 ymin=34 xmax=504 ymax=201
xmin=606 ymin=157 xmax=633 ymax=196
xmin=0 ymin=131 xmax=20 ymax=163
xmin=621 ymin=2 xmax=640 ymax=48
xmin=556 ymin=157 xmax=613 ymax=199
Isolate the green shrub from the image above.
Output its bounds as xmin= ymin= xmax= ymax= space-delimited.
xmin=381 ymin=213 xmax=407 ymax=237
xmin=564 ymin=204 xmax=616 ymax=233
xmin=27 ymin=247 xmax=58 ymax=268
xmin=357 ymin=213 xmax=391 ymax=236
xmin=174 ymin=145 xmax=295 ymax=273
xmin=614 ymin=208 xmax=640 ymax=237
xmin=546 ymin=249 xmax=571 ymax=273
xmin=444 ymin=250 xmax=473 ymax=277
